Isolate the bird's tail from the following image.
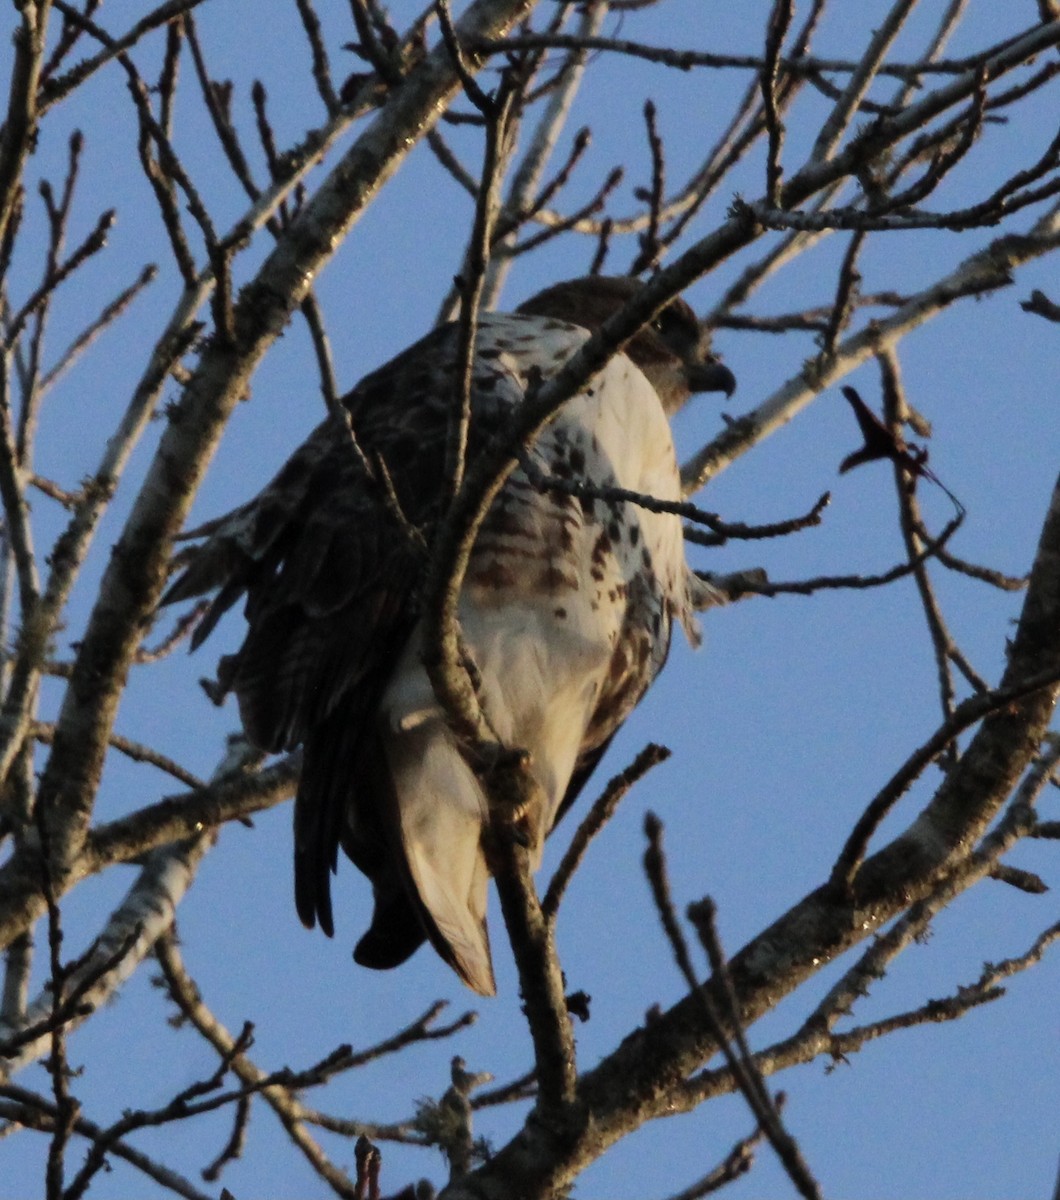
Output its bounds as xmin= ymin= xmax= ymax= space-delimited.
xmin=382 ymin=713 xmax=496 ymax=996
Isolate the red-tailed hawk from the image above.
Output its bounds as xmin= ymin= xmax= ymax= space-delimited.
xmin=164 ymin=276 xmax=734 ymax=995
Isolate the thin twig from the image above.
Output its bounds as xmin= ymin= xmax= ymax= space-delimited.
xmin=0 ymin=353 xmax=40 ymax=613
xmin=0 ymin=1085 xmax=213 ymax=1200
xmin=631 ymin=99 xmax=666 ymax=273
xmin=42 ymin=0 xmax=207 ymax=112
xmin=761 ymin=0 xmax=793 ymax=206
xmin=811 ymin=0 xmax=921 ymax=162
xmin=30 ymin=722 xmax=206 ymax=791
xmin=444 ymin=65 xmax=517 ymax=505
xmin=293 ymin=0 xmax=339 ymax=113
xmin=543 ymin=743 xmax=671 ymax=920
xmin=661 ymin=1109 xmax=774 ymax=1199
xmin=643 ymin=815 xmax=822 ymax=1200
xmin=38 ymin=264 xmax=158 ymax=396
xmin=830 ymin=664 xmax=1060 ymax=892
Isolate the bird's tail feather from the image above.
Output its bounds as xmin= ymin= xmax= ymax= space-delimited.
xmin=383 ymin=719 xmax=496 ymax=997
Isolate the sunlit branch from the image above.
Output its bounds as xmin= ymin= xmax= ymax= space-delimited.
xmin=810 ymin=0 xmax=921 ymax=163
xmin=683 ymin=201 xmax=1060 ymax=491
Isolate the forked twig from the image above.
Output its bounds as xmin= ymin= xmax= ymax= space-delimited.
xmin=643 ymin=815 xmax=822 ymax=1200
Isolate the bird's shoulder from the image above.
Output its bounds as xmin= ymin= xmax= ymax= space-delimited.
xmin=345 ymin=310 xmax=592 ymax=430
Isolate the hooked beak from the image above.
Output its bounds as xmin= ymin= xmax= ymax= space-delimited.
xmin=687 ymin=358 xmax=737 ymax=398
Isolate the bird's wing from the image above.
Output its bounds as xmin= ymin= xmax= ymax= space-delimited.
xmin=164 ymin=414 xmax=425 ymax=753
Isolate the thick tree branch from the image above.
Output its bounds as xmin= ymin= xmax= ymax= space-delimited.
xmin=440 ymin=468 xmax=1060 ymax=1198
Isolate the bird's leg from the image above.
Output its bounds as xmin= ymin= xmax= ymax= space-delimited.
xmin=475 ymin=743 xmax=543 ymax=853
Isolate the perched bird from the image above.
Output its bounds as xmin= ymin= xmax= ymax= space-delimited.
xmin=164 ymin=275 xmax=734 ymax=995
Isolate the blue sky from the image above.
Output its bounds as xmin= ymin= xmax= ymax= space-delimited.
xmin=2 ymin=2 xmax=1059 ymax=1197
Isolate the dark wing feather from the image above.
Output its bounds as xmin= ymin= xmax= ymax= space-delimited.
xmin=293 ymin=665 xmax=406 ymax=939
xmin=165 ymin=420 xmax=423 ymax=748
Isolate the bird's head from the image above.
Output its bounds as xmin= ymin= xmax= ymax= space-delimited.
xmin=516 ymin=275 xmax=736 ymax=415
